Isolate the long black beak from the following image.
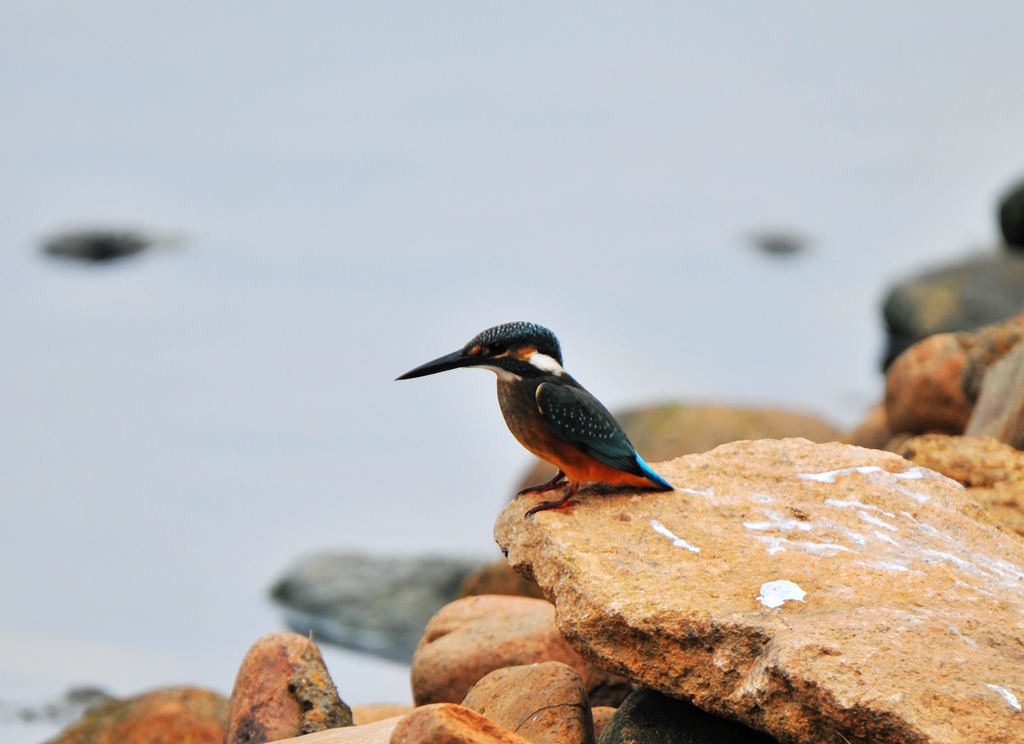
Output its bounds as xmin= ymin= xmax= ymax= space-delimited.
xmin=396 ymin=349 xmax=480 ymax=380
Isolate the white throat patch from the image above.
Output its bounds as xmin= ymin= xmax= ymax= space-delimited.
xmin=528 ymin=352 xmax=564 ymax=376
xmin=483 ymin=365 xmax=522 ymax=382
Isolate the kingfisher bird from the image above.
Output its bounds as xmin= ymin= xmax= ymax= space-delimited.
xmin=396 ymin=322 xmax=674 ymax=516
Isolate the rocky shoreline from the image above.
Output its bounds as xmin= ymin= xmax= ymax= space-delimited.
xmin=45 ymin=437 xmax=1024 ymax=743
xmin=40 ymin=181 xmax=1024 ymax=744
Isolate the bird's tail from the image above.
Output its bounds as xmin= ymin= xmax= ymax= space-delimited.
xmin=637 ymin=457 xmax=674 ymax=491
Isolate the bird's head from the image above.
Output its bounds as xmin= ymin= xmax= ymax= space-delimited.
xmin=396 ymin=321 xmax=565 ymax=381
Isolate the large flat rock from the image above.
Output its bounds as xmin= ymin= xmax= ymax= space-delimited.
xmin=494 ymin=438 xmax=1024 ymax=744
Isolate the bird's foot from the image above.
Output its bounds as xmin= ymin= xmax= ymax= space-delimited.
xmin=525 ymin=483 xmax=579 ymax=517
xmin=516 ymin=469 xmax=567 ymax=497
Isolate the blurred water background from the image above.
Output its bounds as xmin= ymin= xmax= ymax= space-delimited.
xmin=2 ymin=2 xmax=1024 ymax=740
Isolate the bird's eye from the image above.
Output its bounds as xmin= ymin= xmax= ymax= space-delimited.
xmin=488 ymin=343 xmax=507 ymax=356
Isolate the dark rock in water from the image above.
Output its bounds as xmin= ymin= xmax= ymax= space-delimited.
xmin=1000 ymin=179 xmax=1024 ymax=247
xmin=882 ymin=253 xmax=1024 ymax=369
xmin=270 ymin=552 xmax=487 ymax=663
xmin=597 ymin=687 xmax=778 ymax=744
xmin=41 ymin=229 xmax=173 ymax=263
xmin=746 ymin=230 xmax=808 ymax=257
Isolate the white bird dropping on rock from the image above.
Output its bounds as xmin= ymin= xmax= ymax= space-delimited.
xmin=649 ymin=519 xmax=700 ymax=554
xmin=757 ymin=580 xmax=806 ymax=608
xmin=986 ymin=684 xmax=1022 ymax=713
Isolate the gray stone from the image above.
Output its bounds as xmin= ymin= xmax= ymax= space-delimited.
xmin=270 ymin=553 xmax=487 ymax=663
xmin=41 ymin=228 xmax=178 ymax=263
xmin=882 ymin=253 xmax=1024 ymax=368
xmin=999 ymin=178 xmax=1024 ymax=247
xmin=746 ymin=230 xmax=808 ymax=257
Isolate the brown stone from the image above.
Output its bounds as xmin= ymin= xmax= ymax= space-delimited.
xmin=515 ymin=402 xmax=840 ymax=494
xmin=966 ymin=341 xmax=1024 ymax=448
xmin=495 ymin=438 xmax=1024 ymax=744
xmin=47 ymin=687 xmax=227 ymax=744
xmin=269 ymin=716 xmax=403 ymax=744
xmin=388 ymin=704 xmax=530 ymax=744
xmin=886 ymin=332 xmax=974 ymax=434
xmin=411 ymin=595 xmax=631 ymax=709
xmin=461 ymin=661 xmax=594 ymax=744
xmin=590 ymin=708 xmax=616 ymax=741
xmin=352 ymin=706 xmax=414 ymax=725
xmin=886 ymin=313 xmax=1024 ymax=436
xmin=840 ymin=402 xmax=893 ymax=450
xmin=894 ymin=433 xmax=1024 ymax=537
xmin=606 ymin=403 xmax=841 ymax=460
xmin=458 ymin=559 xmax=545 ymax=600
xmin=893 ymin=434 xmax=1022 ymax=488
xmin=225 ymin=631 xmax=352 ymax=744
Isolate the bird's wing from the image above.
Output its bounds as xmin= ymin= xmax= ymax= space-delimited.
xmin=535 ymin=382 xmax=643 ymax=474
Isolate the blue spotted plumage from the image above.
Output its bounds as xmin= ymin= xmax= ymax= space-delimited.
xmin=535 ymin=383 xmax=671 ymax=488
xmin=397 ymin=322 xmax=674 ymax=515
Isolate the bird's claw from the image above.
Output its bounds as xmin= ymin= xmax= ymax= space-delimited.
xmin=524 ymin=482 xmax=579 ymax=517
xmin=525 ymin=498 xmax=580 ymax=517
xmin=516 ymin=469 xmax=567 ymax=496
